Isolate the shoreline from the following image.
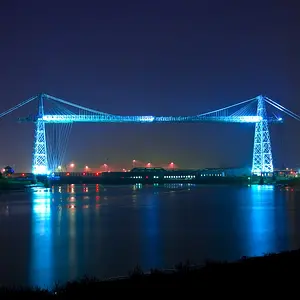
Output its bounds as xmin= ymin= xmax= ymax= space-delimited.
xmin=0 ymin=180 xmax=296 ymax=192
xmin=46 ymin=177 xmax=274 ymax=185
xmin=1 ymin=248 xmax=300 ymax=295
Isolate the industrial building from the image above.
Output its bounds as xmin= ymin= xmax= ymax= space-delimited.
xmin=100 ymin=166 xmax=251 ymax=182
xmin=197 ymin=167 xmax=251 ymax=177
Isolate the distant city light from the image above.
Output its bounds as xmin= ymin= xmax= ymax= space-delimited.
xmin=132 ymin=160 xmax=136 ymax=168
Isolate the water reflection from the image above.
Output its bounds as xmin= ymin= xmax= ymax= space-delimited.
xmin=67 ymin=184 xmax=75 ymax=194
xmin=0 ymin=203 xmax=9 ymax=216
xmin=142 ymin=193 xmax=161 ymax=269
xmin=2 ymin=183 xmax=300 ymax=288
xmin=283 ymin=189 xmax=297 ymax=249
xmin=30 ymin=189 xmax=53 ymax=288
xmin=245 ymin=185 xmax=276 ymax=256
xmin=237 ymin=185 xmax=292 ymax=259
xmin=68 ymin=205 xmax=77 ymax=279
xmin=133 ymin=183 xmax=143 ymax=190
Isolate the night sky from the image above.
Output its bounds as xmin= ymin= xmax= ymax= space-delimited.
xmin=0 ymin=0 xmax=299 ymax=172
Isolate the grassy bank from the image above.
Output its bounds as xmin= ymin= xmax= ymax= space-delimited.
xmin=1 ymin=249 xmax=299 ymax=297
xmin=0 ymin=178 xmax=32 ymax=191
xmin=0 ymin=177 xmax=46 ymax=191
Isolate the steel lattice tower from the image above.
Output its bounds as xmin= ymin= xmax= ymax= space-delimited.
xmin=251 ymin=95 xmax=273 ymax=175
xmin=32 ymin=94 xmax=49 ymax=174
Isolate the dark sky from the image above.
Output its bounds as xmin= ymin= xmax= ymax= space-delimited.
xmin=0 ymin=0 xmax=299 ymax=172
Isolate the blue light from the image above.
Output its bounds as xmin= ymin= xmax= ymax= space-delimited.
xmin=252 ymin=96 xmax=273 ymax=174
xmin=240 ymin=185 xmax=277 ymax=257
xmin=30 ymin=190 xmax=53 ymax=288
xmin=238 ymin=116 xmax=262 ymax=123
xmin=138 ymin=116 xmax=155 ymax=122
xmin=141 ymin=193 xmax=161 ymax=269
xmin=30 ymin=93 xmax=283 ymax=175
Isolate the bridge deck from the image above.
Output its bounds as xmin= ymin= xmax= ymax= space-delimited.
xmin=18 ymin=115 xmax=282 ymax=124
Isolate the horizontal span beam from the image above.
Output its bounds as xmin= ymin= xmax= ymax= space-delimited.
xmin=26 ymin=114 xmax=283 ymax=124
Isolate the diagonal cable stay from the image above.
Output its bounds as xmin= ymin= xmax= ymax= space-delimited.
xmin=0 ymin=95 xmax=38 ymax=119
xmin=264 ymin=97 xmax=300 ymax=121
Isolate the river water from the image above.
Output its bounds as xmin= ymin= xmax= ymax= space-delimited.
xmin=0 ymin=183 xmax=298 ymax=288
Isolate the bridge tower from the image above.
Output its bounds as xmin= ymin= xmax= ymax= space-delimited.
xmin=32 ymin=94 xmax=49 ymax=174
xmin=251 ymin=95 xmax=273 ymax=175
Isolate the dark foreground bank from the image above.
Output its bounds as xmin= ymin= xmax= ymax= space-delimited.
xmin=1 ymin=249 xmax=300 ymax=297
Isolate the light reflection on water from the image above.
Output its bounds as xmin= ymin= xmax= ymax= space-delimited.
xmin=30 ymin=190 xmax=53 ymax=288
xmin=246 ymin=185 xmax=277 ymax=256
xmin=0 ymin=183 xmax=299 ymax=288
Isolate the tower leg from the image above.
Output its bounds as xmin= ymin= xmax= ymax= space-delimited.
xmin=251 ymin=95 xmax=273 ymax=175
xmin=32 ymin=94 xmax=49 ymax=175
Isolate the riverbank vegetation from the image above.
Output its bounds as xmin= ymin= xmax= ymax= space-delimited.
xmin=0 ymin=172 xmax=40 ymax=191
xmin=0 ymin=248 xmax=299 ymax=297
xmin=0 ymin=177 xmax=32 ymax=191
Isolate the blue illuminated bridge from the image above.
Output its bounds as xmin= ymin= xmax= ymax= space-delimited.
xmin=0 ymin=93 xmax=299 ymax=176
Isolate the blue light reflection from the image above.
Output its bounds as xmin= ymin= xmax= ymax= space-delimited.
xmin=245 ymin=185 xmax=276 ymax=257
xmin=29 ymin=189 xmax=53 ymax=289
xmin=141 ymin=191 xmax=161 ymax=270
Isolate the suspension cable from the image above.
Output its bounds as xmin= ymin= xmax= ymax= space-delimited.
xmin=197 ymin=97 xmax=258 ymax=116
xmin=45 ymin=94 xmax=113 ymax=116
xmin=264 ymin=98 xmax=300 ymax=121
xmin=0 ymin=95 xmax=38 ymax=119
xmin=265 ymin=97 xmax=300 ymax=120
